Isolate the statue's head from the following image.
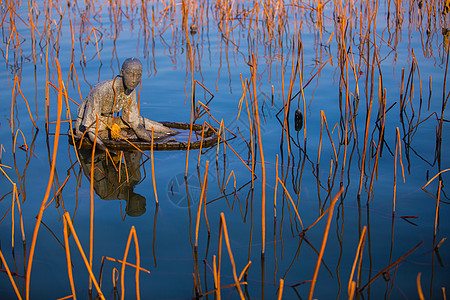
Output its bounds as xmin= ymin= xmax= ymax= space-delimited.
xmin=121 ymin=57 xmax=143 ymax=94
xmin=126 ymin=192 xmax=146 ymax=217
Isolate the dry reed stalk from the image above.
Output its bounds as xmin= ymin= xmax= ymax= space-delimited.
xmin=320 ymin=111 xmax=338 ymax=163
xmin=196 ymin=101 xmax=236 ymax=137
xmin=417 ymin=273 xmax=425 ymax=300
xmin=217 ymin=120 xmax=224 ymax=164
xmin=56 ymin=296 xmax=74 ymax=300
xmin=151 ymin=127 xmax=159 ymax=204
xmin=113 ymin=268 xmax=119 ymax=290
xmin=62 ymin=213 xmax=105 ymax=299
xmin=43 ymin=172 xmax=70 ymax=211
xmin=219 ymin=213 xmax=245 ymax=299
xmin=15 ymin=75 xmax=38 ymax=129
xmin=102 ymin=257 xmax=150 ymax=273
xmin=435 ymin=180 xmax=442 ymax=236
xmin=348 ymin=226 xmax=367 ymax=295
xmin=277 ymin=177 xmax=304 ymax=230
xmin=308 ymin=187 xmax=343 ymax=300
xmin=217 ymin=209 xmax=223 ymax=297
xmin=360 ymin=241 xmax=423 ymax=291
xmin=59 ymin=82 xmax=83 ymax=166
xmin=203 ymin=122 xmax=253 ymax=173
xmin=393 ymin=127 xmax=405 ymax=213
xmin=0 ymin=248 xmax=22 ymax=299
xmin=11 ymin=184 xmax=15 ymax=249
xmin=25 ymin=58 xmax=64 ymax=300
xmin=184 ymin=4 xmax=195 ymax=178
xmin=10 ymin=181 xmax=24 ymax=244
xmin=88 ymin=115 xmax=101 ymax=293
xmin=196 ymin=123 xmax=206 ymax=168
xmin=223 ymin=170 xmax=237 ymax=197
xmin=194 ymin=160 xmax=210 ymax=248
xmin=10 ymin=75 xmax=17 ymax=134
xmin=422 ymin=169 xmax=450 ymax=190
xmin=349 ymin=281 xmax=356 ymax=300
xmin=250 ymin=54 xmax=266 ymax=256
xmin=237 ymin=77 xmax=248 ymax=120
xmin=367 ymin=89 xmax=386 ymax=203
xmin=277 ymin=278 xmax=284 ymax=300
xmin=240 ymin=77 xmax=255 ymax=186
xmin=120 ymin=226 xmax=141 ymax=300
xmin=213 ymin=253 xmax=220 ymax=300
xmin=274 ymin=154 xmax=278 ymax=218
xmin=63 ymin=213 xmax=76 ymax=299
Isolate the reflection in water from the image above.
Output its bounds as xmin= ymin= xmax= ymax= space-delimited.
xmin=79 ymin=149 xmax=146 ymax=217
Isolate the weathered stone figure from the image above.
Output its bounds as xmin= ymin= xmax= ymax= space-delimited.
xmin=75 ymin=57 xmax=175 ymax=150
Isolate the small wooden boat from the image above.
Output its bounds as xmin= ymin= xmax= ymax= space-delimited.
xmin=68 ymin=122 xmax=219 ymax=151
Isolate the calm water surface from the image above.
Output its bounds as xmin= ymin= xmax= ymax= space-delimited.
xmin=1 ymin=0 xmax=450 ymax=299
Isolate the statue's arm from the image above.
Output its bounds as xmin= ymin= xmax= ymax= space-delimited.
xmin=122 ymin=93 xmax=151 ymax=142
xmin=81 ymin=97 xmax=108 ymax=150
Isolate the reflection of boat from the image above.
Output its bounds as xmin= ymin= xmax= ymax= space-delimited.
xmin=69 ymin=122 xmax=218 ymax=151
xmin=79 ymin=149 xmax=146 ymax=217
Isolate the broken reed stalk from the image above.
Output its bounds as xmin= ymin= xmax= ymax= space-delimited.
xmin=277 ymin=278 xmax=284 ymax=300
xmin=202 ymin=121 xmax=253 ymax=173
xmin=103 ymin=257 xmax=150 ymax=273
xmin=151 ymin=127 xmax=159 ymax=204
xmin=25 ymin=58 xmax=64 ymax=300
xmin=89 ymin=115 xmax=101 ymax=293
xmin=120 ymin=226 xmax=141 ymax=300
xmin=360 ymin=241 xmax=423 ymax=291
xmin=277 ymin=177 xmax=304 ymax=230
xmin=63 ymin=213 xmax=76 ymax=299
xmin=422 ymin=169 xmax=450 ymax=190
xmin=195 ymin=160 xmax=210 ymax=249
xmin=223 ymin=170 xmax=236 ymax=193
xmin=63 ymin=213 xmax=105 ymax=300
xmin=308 ymin=187 xmax=343 ymax=300
xmin=318 ymin=111 xmax=338 ymax=164
xmin=348 ymin=226 xmax=367 ymax=295
xmin=0 ymin=248 xmax=22 ymax=299
xmin=218 ymin=213 xmax=245 ymax=299
xmin=417 ymin=273 xmax=425 ymax=300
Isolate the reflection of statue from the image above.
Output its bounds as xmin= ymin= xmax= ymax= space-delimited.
xmin=75 ymin=57 xmax=176 ymax=150
xmin=79 ymin=149 xmax=146 ymax=217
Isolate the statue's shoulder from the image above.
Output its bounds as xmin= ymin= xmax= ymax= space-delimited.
xmin=87 ymin=78 xmax=117 ymax=97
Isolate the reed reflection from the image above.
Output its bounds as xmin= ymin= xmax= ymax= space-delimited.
xmin=79 ymin=149 xmax=147 ymax=217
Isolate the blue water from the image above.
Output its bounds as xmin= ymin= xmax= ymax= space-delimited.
xmin=1 ymin=0 xmax=449 ymax=299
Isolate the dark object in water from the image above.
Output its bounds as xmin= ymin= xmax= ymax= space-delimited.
xmin=295 ymin=109 xmax=303 ymax=131
xmin=69 ymin=122 xmax=218 ymax=151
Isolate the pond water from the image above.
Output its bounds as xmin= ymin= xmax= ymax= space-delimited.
xmin=1 ymin=0 xmax=450 ymax=299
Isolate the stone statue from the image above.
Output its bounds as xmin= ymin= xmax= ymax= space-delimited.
xmin=75 ymin=57 xmax=176 ymax=150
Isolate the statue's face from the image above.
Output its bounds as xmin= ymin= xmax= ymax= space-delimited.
xmin=122 ymin=66 xmax=142 ymax=92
